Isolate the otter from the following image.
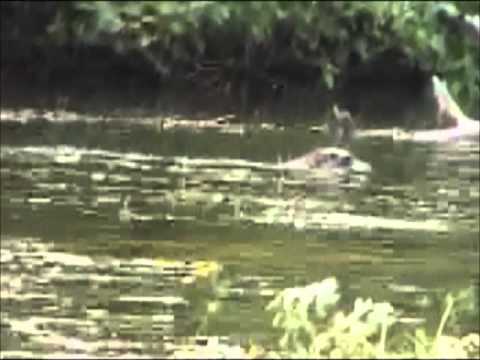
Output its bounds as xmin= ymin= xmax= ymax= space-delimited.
xmin=278 ymin=104 xmax=371 ymax=184
xmin=280 ymin=146 xmax=372 ymax=183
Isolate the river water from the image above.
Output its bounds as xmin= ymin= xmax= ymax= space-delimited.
xmin=1 ymin=113 xmax=478 ymax=358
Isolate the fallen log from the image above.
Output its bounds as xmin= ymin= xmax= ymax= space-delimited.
xmin=376 ymin=8 xmax=480 ymax=143
xmin=393 ymin=75 xmax=479 ymax=143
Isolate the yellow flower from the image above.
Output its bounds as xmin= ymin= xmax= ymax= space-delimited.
xmin=192 ymin=261 xmax=221 ymax=278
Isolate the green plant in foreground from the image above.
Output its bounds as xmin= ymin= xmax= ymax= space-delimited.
xmin=264 ymin=278 xmax=479 ymax=359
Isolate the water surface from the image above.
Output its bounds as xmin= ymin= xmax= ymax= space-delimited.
xmin=1 ymin=115 xmax=478 ymax=357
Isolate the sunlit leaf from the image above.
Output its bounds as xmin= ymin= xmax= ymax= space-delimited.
xmin=279 ymin=333 xmax=289 ymax=349
xmin=272 ymin=312 xmax=284 ymax=328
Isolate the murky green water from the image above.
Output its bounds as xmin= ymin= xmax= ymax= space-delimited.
xmin=1 ymin=116 xmax=479 ymax=358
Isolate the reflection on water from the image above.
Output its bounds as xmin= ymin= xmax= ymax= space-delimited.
xmin=1 ymin=118 xmax=479 ymax=357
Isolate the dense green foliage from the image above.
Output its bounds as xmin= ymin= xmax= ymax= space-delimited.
xmin=2 ymin=1 xmax=479 ymax=115
xmin=263 ymin=278 xmax=479 ymax=358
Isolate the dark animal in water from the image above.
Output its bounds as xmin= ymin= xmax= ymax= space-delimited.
xmin=278 ymin=104 xmax=370 ymax=184
xmin=280 ymin=146 xmax=371 ymax=183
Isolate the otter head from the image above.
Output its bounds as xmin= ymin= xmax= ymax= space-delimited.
xmin=312 ymin=147 xmax=371 ymax=174
xmin=283 ymin=147 xmax=371 ymax=184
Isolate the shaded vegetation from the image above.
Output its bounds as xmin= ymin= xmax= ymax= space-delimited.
xmin=2 ymin=1 xmax=479 ymax=122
